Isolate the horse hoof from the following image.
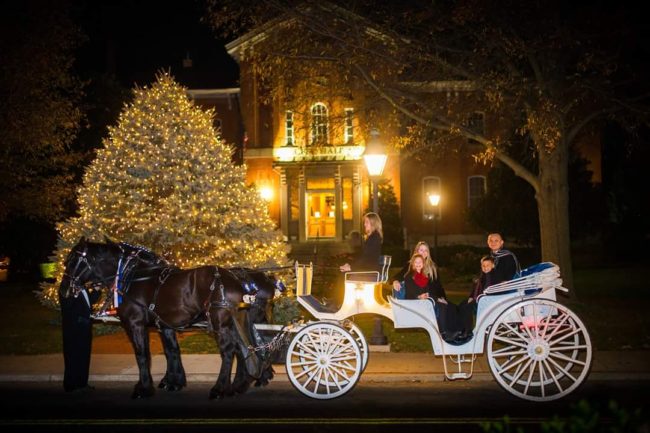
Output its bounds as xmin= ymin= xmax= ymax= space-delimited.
xmin=209 ymin=390 xmax=225 ymax=400
xmin=232 ymin=380 xmax=251 ymax=394
xmin=131 ymin=386 xmax=155 ymax=399
xmin=165 ymin=384 xmax=185 ymax=392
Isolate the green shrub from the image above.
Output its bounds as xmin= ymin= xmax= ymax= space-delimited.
xmin=272 ymin=294 xmax=302 ymax=325
xmin=448 ymin=249 xmax=483 ymax=276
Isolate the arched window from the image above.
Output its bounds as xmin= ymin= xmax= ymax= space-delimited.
xmin=468 ymin=175 xmax=486 ymax=207
xmin=311 ymin=103 xmax=329 ymax=145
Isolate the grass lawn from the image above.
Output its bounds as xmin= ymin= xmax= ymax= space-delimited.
xmin=0 ymin=262 xmax=647 ymax=355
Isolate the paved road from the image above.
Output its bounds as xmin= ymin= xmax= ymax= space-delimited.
xmin=1 ymin=379 xmax=648 ymax=432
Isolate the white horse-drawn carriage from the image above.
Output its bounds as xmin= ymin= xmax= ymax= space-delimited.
xmin=258 ymin=257 xmax=592 ymax=402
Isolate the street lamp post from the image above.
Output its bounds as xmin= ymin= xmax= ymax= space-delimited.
xmin=428 ymin=193 xmax=441 ymax=262
xmin=364 ymin=129 xmax=388 ymax=346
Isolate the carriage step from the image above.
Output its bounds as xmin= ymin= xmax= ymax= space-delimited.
xmin=92 ymin=314 xmax=120 ymax=323
xmin=448 ymin=373 xmax=471 ymax=380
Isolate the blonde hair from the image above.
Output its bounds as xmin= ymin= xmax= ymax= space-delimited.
xmin=409 ymin=253 xmax=425 ymax=273
xmin=363 ymin=212 xmax=383 ymax=240
xmin=412 ymin=241 xmax=437 ymax=280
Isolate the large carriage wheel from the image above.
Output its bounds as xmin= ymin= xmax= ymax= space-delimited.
xmin=285 ymin=322 xmax=362 ymax=400
xmin=486 ymin=299 xmax=592 ymax=402
xmin=342 ymin=320 xmax=369 ymax=373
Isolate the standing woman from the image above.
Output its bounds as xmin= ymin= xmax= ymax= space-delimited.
xmin=391 ymin=241 xmax=447 ymax=304
xmin=340 ymin=212 xmax=383 ymax=273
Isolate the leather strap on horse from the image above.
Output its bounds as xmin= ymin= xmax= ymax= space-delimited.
xmin=148 ymin=267 xmax=173 ymax=313
xmin=204 ymin=266 xmax=230 ymax=335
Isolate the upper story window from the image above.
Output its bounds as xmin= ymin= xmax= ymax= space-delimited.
xmin=468 ymin=175 xmax=486 ymax=207
xmin=422 ymin=176 xmax=441 ymax=220
xmin=311 ymin=103 xmax=329 ymax=145
xmin=285 ymin=110 xmax=294 ymax=146
xmin=344 ymin=108 xmax=354 ymax=144
xmin=465 ymin=111 xmax=485 ymax=144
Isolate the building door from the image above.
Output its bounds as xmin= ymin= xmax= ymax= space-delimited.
xmin=306 ymin=190 xmax=337 ymax=239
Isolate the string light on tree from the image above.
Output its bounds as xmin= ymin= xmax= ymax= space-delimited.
xmin=40 ymin=72 xmax=289 ymax=308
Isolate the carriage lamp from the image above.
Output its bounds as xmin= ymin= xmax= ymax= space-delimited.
xmin=346 ymin=282 xmax=377 ymax=308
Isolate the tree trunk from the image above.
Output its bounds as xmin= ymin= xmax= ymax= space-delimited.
xmin=536 ymin=141 xmax=576 ymax=301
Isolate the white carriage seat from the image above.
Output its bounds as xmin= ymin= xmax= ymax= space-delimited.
xmin=482 ymin=262 xmax=563 ymax=298
xmin=344 ymin=255 xmax=392 ymax=284
xmin=344 ymin=255 xmax=392 ymax=306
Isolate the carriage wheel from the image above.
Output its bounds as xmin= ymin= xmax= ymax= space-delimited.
xmin=343 ymin=320 xmax=369 ymax=373
xmin=285 ymin=322 xmax=362 ymax=399
xmin=486 ymin=299 xmax=592 ymax=402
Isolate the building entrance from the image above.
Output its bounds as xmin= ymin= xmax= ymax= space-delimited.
xmin=306 ymin=190 xmax=336 ymax=239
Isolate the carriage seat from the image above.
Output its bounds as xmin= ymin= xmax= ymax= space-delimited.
xmin=480 ymin=262 xmax=561 ymax=300
xmin=344 ymin=255 xmax=392 ymax=284
xmin=298 ymin=294 xmax=338 ymax=313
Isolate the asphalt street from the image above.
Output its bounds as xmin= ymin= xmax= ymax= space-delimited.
xmin=1 ymin=379 xmax=648 ymax=433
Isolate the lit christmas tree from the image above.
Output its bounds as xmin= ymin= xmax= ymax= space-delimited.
xmin=40 ymin=72 xmax=289 ymax=308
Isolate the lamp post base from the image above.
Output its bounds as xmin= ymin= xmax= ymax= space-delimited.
xmin=369 ymin=316 xmax=388 ymax=345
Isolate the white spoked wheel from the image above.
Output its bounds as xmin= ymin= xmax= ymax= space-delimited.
xmin=487 ymin=299 xmax=592 ymax=402
xmin=285 ymin=322 xmax=362 ymax=400
xmin=342 ymin=320 xmax=369 ymax=373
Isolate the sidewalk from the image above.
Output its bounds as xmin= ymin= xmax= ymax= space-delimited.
xmin=1 ymin=350 xmax=649 ymax=383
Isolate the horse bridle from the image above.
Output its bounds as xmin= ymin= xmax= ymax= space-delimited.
xmin=64 ymin=246 xmax=117 ymax=298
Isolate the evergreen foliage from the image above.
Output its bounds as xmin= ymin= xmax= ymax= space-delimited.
xmin=40 ymin=73 xmax=288 ymax=308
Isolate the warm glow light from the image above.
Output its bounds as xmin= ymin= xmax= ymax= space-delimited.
xmin=314 ymin=211 xmax=321 ymax=218
xmin=328 ymin=211 xmax=335 ymax=218
xmin=363 ymin=129 xmax=387 ymax=177
xmin=428 ymin=193 xmax=441 ymax=207
xmin=345 ymin=282 xmax=378 ymax=308
xmin=260 ymin=186 xmax=273 ymax=202
xmin=274 ymin=145 xmax=296 ymax=161
xmin=363 ymin=154 xmax=388 ymax=177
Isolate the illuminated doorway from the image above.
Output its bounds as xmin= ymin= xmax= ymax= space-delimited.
xmin=306 ymin=190 xmax=336 ymax=239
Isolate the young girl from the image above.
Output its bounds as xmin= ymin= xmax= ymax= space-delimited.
xmin=400 ymin=253 xmax=447 ymax=302
xmin=392 ymin=241 xmax=447 ymax=304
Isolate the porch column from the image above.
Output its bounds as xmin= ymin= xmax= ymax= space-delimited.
xmin=335 ymin=165 xmax=343 ymax=241
xmin=298 ymin=167 xmax=306 ymax=242
xmin=279 ymin=168 xmax=289 ymax=241
xmin=353 ymin=166 xmax=362 ymax=232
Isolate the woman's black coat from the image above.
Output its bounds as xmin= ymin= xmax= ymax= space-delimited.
xmin=393 ymin=265 xmax=447 ymax=300
xmin=402 ymin=271 xmax=447 ymax=300
xmin=351 ymin=230 xmax=382 ymax=272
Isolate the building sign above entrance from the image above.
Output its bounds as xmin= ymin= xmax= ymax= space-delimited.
xmin=274 ymin=145 xmax=365 ymax=162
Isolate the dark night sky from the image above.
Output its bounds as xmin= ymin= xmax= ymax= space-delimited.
xmin=73 ymin=0 xmax=239 ymax=89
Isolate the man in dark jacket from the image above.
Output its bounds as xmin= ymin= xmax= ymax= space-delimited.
xmin=487 ymin=233 xmax=521 ymax=283
xmin=60 ymin=287 xmax=99 ymax=392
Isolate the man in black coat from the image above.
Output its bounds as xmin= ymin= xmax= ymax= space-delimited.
xmin=60 ymin=287 xmax=99 ymax=392
xmin=487 ymin=232 xmax=521 ymax=284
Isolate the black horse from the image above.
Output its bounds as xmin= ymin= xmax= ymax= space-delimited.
xmin=59 ymin=237 xmax=283 ymax=399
